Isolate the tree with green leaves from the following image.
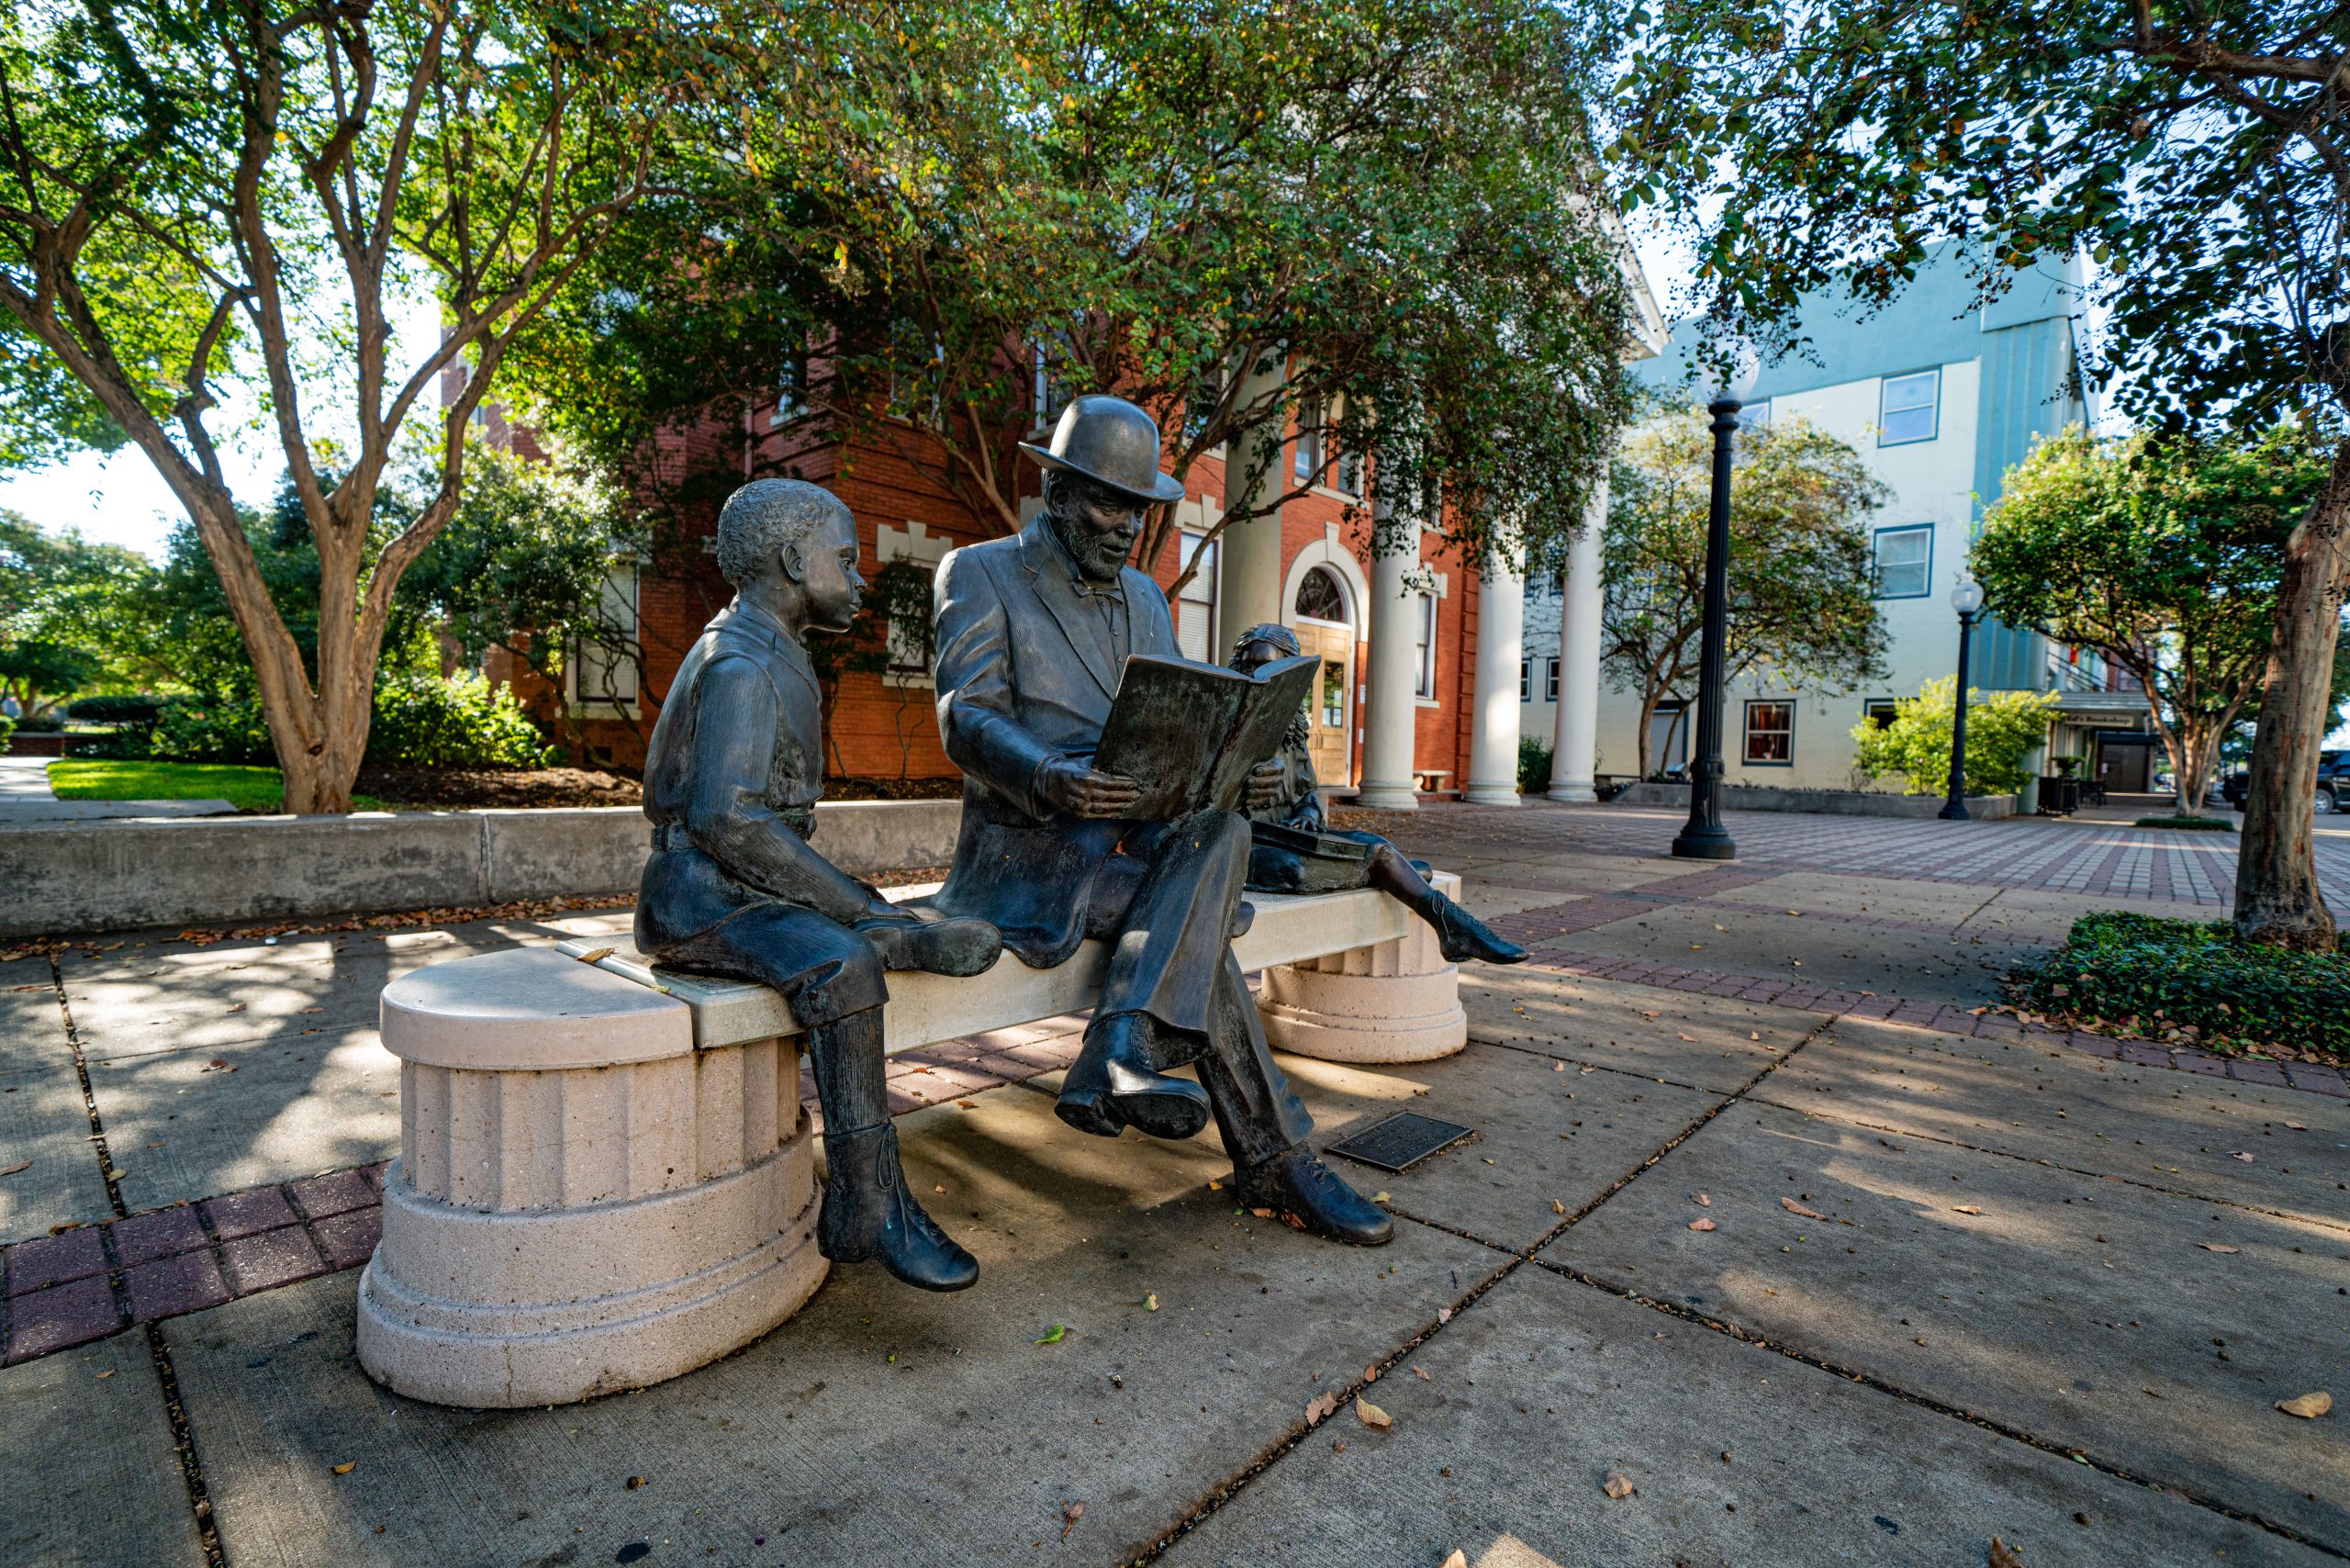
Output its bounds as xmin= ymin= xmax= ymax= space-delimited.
xmin=1601 ymin=409 xmax=1889 ymax=778
xmin=0 ymin=0 xmax=750 ymax=811
xmin=509 ymin=0 xmax=1635 ymax=586
xmin=1852 ymin=676 xmax=2058 ymax=799
xmin=1972 ymin=424 xmax=2333 ymax=814
xmin=1613 ymin=2 xmax=2348 ymax=946
xmin=0 ymin=510 xmax=157 ymax=713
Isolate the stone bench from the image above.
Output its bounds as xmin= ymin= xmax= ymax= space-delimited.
xmin=357 ymin=873 xmax=1464 ymax=1407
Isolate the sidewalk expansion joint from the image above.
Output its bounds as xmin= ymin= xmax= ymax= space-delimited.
xmin=1125 ymin=1012 xmax=1837 ymax=1564
xmin=1527 ymin=1254 xmax=2350 ymax=1562
xmin=47 ymin=955 xmax=225 ymax=1568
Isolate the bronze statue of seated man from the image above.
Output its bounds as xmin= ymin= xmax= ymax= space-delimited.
xmin=926 ymin=394 xmax=1392 ymax=1246
xmin=1226 ymin=623 xmax=1528 ymax=965
xmin=636 ymin=478 xmax=1002 ymax=1293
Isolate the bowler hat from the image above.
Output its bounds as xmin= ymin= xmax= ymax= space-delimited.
xmin=1020 ymin=395 xmax=1186 ymax=505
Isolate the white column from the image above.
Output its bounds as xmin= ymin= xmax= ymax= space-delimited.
xmin=1357 ymin=485 xmax=1422 ymax=812
xmin=1215 ymin=353 xmax=1288 ymax=639
xmin=1463 ymin=548 xmax=1524 ymax=805
xmin=1549 ymin=478 xmax=1607 ymax=801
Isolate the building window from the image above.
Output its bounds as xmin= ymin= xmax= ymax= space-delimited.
xmin=1544 ymin=657 xmax=1561 ymax=703
xmin=1176 ymin=531 xmax=1218 ymax=662
xmin=570 ymin=564 xmax=641 ymax=711
xmin=1742 ymin=398 xmax=1771 ymax=431
xmin=1878 ymin=369 xmax=1940 ymax=446
xmin=775 ymin=345 xmax=811 ymax=425
xmin=1293 ymin=407 xmax=1322 ymax=485
xmin=1334 ymin=448 xmax=1364 ymax=497
xmin=1414 ymin=593 xmax=1438 ymax=700
xmin=1293 ymin=565 xmax=1348 ymax=624
xmin=1744 ymin=700 xmax=1795 ymax=765
xmin=1032 ymin=342 xmax=1070 ymax=425
xmin=1649 ymin=703 xmax=1688 ymax=775
xmin=1863 ymin=699 xmax=1898 ymax=731
xmin=1518 ymin=659 xmax=1530 ymax=702
xmin=1872 ymin=524 xmax=1932 ymax=599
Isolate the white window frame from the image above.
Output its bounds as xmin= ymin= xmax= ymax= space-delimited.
xmin=1872 ymin=524 xmax=1933 ymax=599
xmin=1544 ymin=657 xmax=1561 ymax=703
xmin=1742 ymin=700 xmax=1796 ymax=766
xmin=1878 ymin=368 xmax=1940 ymax=446
xmin=1518 ymin=659 xmax=1530 ymax=702
xmin=1176 ymin=530 xmax=1219 ymax=663
xmin=1413 ymin=593 xmax=1438 ymax=700
xmin=567 ymin=562 xmax=642 ymax=714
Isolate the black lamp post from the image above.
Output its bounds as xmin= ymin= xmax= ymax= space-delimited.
xmin=1940 ymin=577 xmax=1986 ymax=821
xmin=1672 ymin=345 xmax=1759 ymax=861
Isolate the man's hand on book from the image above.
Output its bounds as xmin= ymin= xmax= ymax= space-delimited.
xmin=1038 ymin=756 xmax=1141 ymax=819
xmin=1244 ymin=760 xmax=1285 ymax=813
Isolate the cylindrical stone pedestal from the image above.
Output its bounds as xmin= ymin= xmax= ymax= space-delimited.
xmin=1258 ymin=872 xmax=1469 ymax=1063
xmin=357 ymin=949 xmax=826 ymax=1407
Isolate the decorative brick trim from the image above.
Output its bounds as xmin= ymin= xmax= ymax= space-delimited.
xmin=0 ymin=1025 xmax=1099 ymax=1368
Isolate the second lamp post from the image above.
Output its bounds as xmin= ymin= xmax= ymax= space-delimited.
xmin=1940 ymin=577 xmax=1986 ymax=820
xmin=1672 ymin=344 xmax=1761 ymax=861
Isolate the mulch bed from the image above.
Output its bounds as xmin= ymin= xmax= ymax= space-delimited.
xmin=822 ymin=776 xmax=962 ymax=801
xmin=354 ymin=766 xmax=643 ymax=810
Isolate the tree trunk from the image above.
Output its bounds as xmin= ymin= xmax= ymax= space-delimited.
xmin=1635 ymin=688 xmax=1660 ymax=779
xmin=2234 ymin=439 xmax=2350 ymax=948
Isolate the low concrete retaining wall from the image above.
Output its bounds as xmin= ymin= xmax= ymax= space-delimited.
xmin=0 ymin=799 xmax=962 ymax=938
xmin=1610 ymin=782 xmax=2017 ymax=820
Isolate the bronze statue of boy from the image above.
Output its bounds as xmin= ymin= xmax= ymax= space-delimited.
xmin=636 ymin=478 xmax=1001 ymax=1293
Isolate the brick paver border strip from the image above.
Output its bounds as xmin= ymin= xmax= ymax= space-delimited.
xmin=0 ymin=1025 xmax=1098 ymax=1369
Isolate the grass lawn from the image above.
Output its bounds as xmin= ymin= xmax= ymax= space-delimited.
xmin=49 ymin=760 xmax=389 ymax=813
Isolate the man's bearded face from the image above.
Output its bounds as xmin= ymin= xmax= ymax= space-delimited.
xmin=1047 ymin=475 xmax=1144 ymax=583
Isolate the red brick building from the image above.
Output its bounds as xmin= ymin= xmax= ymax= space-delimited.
xmin=535 ymin=399 xmax=1487 ymax=796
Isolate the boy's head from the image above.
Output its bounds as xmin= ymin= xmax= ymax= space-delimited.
xmin=1228 ymin=622 xmax=1301 ymax=676
xmin=715 ymin=479 xmax=864 ymax=633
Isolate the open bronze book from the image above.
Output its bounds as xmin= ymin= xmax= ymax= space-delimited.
xmin=1091 ymin=653 xmax=1321 ymax=821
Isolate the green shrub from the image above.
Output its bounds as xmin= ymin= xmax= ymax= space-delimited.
xmin=2016 ymin=911 xmax=2350 ymax=1058
xmin=0 ymin=712 xmax=14 ymax=750
xmin=1517 ymin=735 xmax=1554 ymax=795
xmin=366 ymin=673 xmax=554 ymax=769
xmin=66 ymin=693 xmax=164 ymax=725
xmin=1851 ymin=675 xmax=2057 ymax=796
xmin=150 ymin=693 xmax=275 ymax=765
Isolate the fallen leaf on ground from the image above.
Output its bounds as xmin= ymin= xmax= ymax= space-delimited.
xmin=1249 ymin=1207 xmax=1275 ymax=1219
xmin=1061 ymin=1502 xmax=1085 ymax=1540
xmin=1678 ymin=1033 xmax=1696 ymax=1042
xmin=1693 ymin=1193 xmax=1711 ymax=1206
xmin=225 ymin=1003 xmax=245 ymax=1013
xmin=330 ymin=1462 xmax=356 ymax=1475
xmin=1206 ymin=1178 xmax=1221 ymax=1190
xmin=1143 ymin=1293 xmax=1158 ymax=1312
xmin=1688 ymin=1217 xmax=1717 ymax=1232
xmin=1640 ymin=1011 xmax=1661 ymax=1020
xmin=1603 ymin=1472 xmax=1635 ymax=1498
xmin=1364 ymin=1365 xmax=1380 ymax=1383
xmin=1551 ymin=1199 xmax=1566 ymax=1215
xmin=1552 ymin=1061 xmax=1564 ymax=1071
xmin=0 ymin=1160 xmax=29 ymax=1177
xmin=2285 ymin=1121 xmax=2308 ymax=1130
xmin=1305 ymin=1392 xmax=1340 ymax=1425
xmin=1953 ymin=1205 xmax=1983 ymax=1215
xmin=1781 ymin=1198 xmax=1826 ymax=1219
xmin=2199 ymin=1243 xmax=2240 ymax=1254
xmin=2230 ymin=1151 xmax=2255 ymax=1162
xmin=2276 ymin=1391 xmax=2333 ymax=1418
xmin=1413 ymin=1366 xmax=1431 ymax=1380
xmin=1371 ymin=1192 xmax=1391 ymax=1204
xmin=1988 ymin=1539 xmax=2024 ymax=1567
xmin=1035 ymin=1324 xmax=1067 ymax=1345
xmin=933 ymin=1183 xmax=946 ymax=1193
xmin=1438 ymin=1307 xmax=1453 ymax=1324
xmin=625 ymin=1475 xmax=645 ymax=1489
xmin=1355 ymin=1396 xmax=1393 ymax=1429
xmin=574 ymin=946 xmax=615 ymax=964
xmin=1440 ymin=1553 xmax=1468 ymax=1568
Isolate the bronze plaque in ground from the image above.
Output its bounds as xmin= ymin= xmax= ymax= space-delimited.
xmin=1325 ymin=1112 xmax=1474 ymax=1173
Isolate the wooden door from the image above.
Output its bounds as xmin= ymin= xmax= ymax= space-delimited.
xmin=1291 ymin=621 xmax=1355 ymax=786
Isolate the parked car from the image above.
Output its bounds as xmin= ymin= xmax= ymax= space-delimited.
xmin=2219 ymin=750 xmax=2349 ymax=812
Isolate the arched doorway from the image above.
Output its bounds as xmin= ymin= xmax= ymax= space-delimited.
xmin=1289 ymin=565 xmax=1356 ymax=786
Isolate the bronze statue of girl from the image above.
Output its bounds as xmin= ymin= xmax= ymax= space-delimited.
xmin=1227 ymin=623 xmax=1527 ymax=965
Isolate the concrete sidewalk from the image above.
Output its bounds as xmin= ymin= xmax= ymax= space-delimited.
xmin=0 ymin=754 xmax=236 ymax=823
xmin=0 ymin=803 xmax=2343 ymax=1566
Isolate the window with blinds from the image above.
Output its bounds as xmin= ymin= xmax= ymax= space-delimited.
xmin=1177 ymin=532 xmax=1218 ymax=662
